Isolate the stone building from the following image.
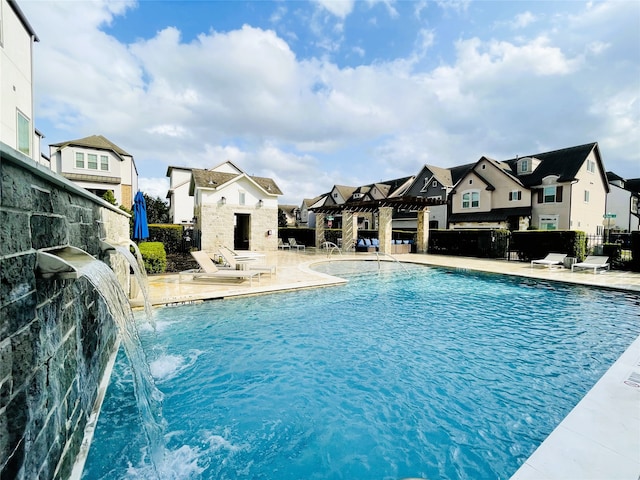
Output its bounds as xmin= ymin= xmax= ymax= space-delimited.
xmin=190 ymin=161 xmax=282 ymax=252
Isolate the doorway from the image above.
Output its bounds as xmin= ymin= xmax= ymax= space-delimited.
xmin=234 ymin=213 xmax=251 ymax=250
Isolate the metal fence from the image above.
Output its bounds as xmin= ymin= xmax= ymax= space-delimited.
xmin=586 ymin=233 xmax=632 ymax=262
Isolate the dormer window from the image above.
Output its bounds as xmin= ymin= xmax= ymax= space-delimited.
xmin=518 ymin=156 xmax=540 ymax=175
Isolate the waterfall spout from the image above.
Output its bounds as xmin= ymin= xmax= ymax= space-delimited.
xmin=36 ymin=246 xmax=96 ymax=279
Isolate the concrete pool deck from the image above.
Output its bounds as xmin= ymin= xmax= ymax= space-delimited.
xmin=133 ymin=250 xmax=640 ymax=479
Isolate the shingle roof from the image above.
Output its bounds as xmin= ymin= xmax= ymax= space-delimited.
xmin=50 ymin=135 xmax=131 ymax=157
xmin=504 ymin=142 xmax=599 ymax=186
xmin=190 ymin=168 xmax=282 ymax=196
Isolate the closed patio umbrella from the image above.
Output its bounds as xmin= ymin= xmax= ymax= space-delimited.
xmin=132 ymin=191 xmax=149 ymax=241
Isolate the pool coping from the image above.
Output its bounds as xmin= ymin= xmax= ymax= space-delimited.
xmin=133 ymin=252 xmax=640 ymax=479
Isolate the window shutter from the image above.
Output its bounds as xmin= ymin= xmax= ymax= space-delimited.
xmin=517 ymin=191 xmax=522 ymax=200
xmin=556 ymin=186 xmax=563 ymax=202
xmin=537 ymin=189 xmax=543 ymax=203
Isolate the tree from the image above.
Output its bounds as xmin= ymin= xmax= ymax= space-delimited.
xmin=278 ymin=208 xmax=288 ymax=228
xmin=102 ymin=190 xmax=118 ymax=206
xmin=144 ymin=194 xmax=170 ymax=224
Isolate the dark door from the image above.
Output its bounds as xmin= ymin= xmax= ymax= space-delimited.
xmin=234 ymin=213 xmax=251 ymax=250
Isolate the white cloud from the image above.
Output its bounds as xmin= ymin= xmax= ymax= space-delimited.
xmin=511 ymin=12 xmax=536 ymax=29
xmin=315 ymin=0 xmax=355 ymax=19
xmin=21 ymin=0 xmax=640 ymax=206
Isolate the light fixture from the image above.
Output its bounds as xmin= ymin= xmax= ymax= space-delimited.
xmin=258 ymin=199 xmax=264 ymax=207
xmin=221 ymin=196 xmax=226 ymax=205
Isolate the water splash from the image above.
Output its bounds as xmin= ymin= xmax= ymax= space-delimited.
xmin=80 ymin=259 xmax=165 ymax=474
xmin=114 ymin=244 xmax=154 ymax=325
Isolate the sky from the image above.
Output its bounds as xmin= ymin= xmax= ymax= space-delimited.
xmin=21 ymin=0 xmax=640 ymax=205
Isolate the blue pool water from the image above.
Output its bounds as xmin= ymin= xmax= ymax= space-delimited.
xmin=83 ymin=261 xmax=639 ymax=479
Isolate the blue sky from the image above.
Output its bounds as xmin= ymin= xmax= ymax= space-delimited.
xmin=21 ymin=0 xmax=640 ymax=204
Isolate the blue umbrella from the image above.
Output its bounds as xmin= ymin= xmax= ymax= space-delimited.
xmin=132 ymin=191 xmax=149 ymax=241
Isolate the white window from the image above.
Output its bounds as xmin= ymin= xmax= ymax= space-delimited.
xmin=544 ymin=186 xmax=557 ymax=203
xmin=521 ymin=159 xmax=529 ymax=173
xmin=239 ymin=191 xmax=245 ymax=205
xmin=539 ymin=215 xmax=559 ymax=230
xmin=432 ymin=180 xmax=438 ymax=187
xmin=428 ymin=195 xmax=442 ymax=201
xmin=88 ymin=154 xmax=98 ymax=169
xmin=632 ymin=197 xmax=638 ymax=214
xmin=75 ymin=152 xmax=85 ymax=168
xmin=586 ymin=159 xmax=596 ymax=173
xmin=100 ymin=155 xmax=109 ymax=171
xmin=17 ymin=110 xmax=30 ymax=155
xmin=333 ymin=192 xmax=338 ymax=199
xmin=509 ymin=190 xmax=522 ymax=201
xmin=462 ymin=191 xmax=479 ymax=209
xmin=584 ymin=190 xmax=590 ymax=203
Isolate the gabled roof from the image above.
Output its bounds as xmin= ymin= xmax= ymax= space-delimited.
xmin=189 ymin=168 xmax=282 ymax=196
xmin=166 ymin=165 xmax=193 ymax=176
xmin=625 ymin=179 xmax=640 ymax=194
xmin=330 ymin=185 xmax=357 ymax=203
xmin=504 ymin=142 xmax=603 ymax=187
xmin=50 ymin=135 xmax=131 ymax=157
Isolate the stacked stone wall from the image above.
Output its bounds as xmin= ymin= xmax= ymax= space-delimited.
xmin=0 ymin=145 xmax=129 ymax=480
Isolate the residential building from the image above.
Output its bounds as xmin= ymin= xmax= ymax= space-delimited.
xmin=166 ymin=166 xmax=195 ymax=224
xmin=606 ymin=172 xmax=640 ymax=232
xmin=449 ymin=142 xmax=609 ymax=234
xmin=190 ymin=161 xmax=283 ymax=251
xmin=49 ymin=135 xmax=138 ymax=209
xmin=299 ymin=194 xmax=327 ymax=228
xmin=402 ymin=164 xmax=471 ymax=229
xmin=278 ymin=204 xmax=300 ymax=226
xmin=1 ymin=0 xmax=39 ymax=161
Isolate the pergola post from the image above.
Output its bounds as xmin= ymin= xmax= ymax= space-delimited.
xmin=315 ymin=212 xmax=326 ymax=248
xmin=342 ymin=210 xmax=358 ymax=251
xmin=377 ymin=206 xmax=393 ymax=254
xmin=417 ymin=208 xmax=430 ymax=253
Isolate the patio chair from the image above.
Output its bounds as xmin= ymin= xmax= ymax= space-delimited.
xmin=530 ymin=253 xmax=567 ymax=269
xmin=288 ymin=238 xmax=305 ymax=251
xmin=180 ymin=251 xmax=261 ymax=286
xmin=278 ymin=238 xmax=290 ymax=250
xmin=218 ymin=246 xmax=276 ymax=278
xmin=571 ymin=255 xmax=610 ymax=274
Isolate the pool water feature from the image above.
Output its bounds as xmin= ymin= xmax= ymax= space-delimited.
xmin=82 ymin=261 xmax=639 ymax=479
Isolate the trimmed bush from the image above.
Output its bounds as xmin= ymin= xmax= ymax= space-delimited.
xmin=428 ymin=229 xmax=509 ymax=258
xmin=511 ymin=230 xmax=586 ymax=262
xmin=279 ymin=227 xmax=316 ymax=246
xmin=148 ymin=224 xmax=183 ymax=253
xmin=138 ymin=241 xmax=167 ymax=274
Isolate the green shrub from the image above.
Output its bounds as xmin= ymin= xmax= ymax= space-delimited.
xmin=148 ymin=224 xmax=183 ymax=253
xmin=511 ymin=230 xmax=586 ymax=262
xmin=428 ymin=229 xmax=510 ymax=258
xmin=138 ymin=242 xmax=167 ymax=274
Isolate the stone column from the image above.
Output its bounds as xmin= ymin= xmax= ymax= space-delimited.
xmin=417 ymin=208 xmax=430 ymax=253
xmin=377 ymin=206 xmax=393 ymax=254
xmin=315 ymin=212 xmax=325 ymax=248
xmin=342 ymin=211 xmax=358 ymax=251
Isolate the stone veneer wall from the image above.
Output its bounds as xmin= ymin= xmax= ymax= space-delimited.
xmin=0 ymin=144 xmax=130 ymax=480
xmin=198 ymin=203 xmax=277 ymax=252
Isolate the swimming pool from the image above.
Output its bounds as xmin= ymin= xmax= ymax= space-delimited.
xmin=82 ymin=261 xmax=639 ymax=479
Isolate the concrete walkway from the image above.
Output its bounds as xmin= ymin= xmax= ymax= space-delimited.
xmin=134 ymin=250 xmax=640 ymax=479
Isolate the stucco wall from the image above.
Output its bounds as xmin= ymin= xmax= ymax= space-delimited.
xmin=0 ymin=143 xmax=129 ymax=480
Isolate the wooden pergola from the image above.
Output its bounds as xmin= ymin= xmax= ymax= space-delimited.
xmin=311 ymin=196 xmax=446 ymax=254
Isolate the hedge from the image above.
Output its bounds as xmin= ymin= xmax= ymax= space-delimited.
xmin=147 ymin=224 xmax=184 ymax=254
xmin=511 ymin=230 xmax=586 ymax=262
xmin=138 ymin=241 xmax=167 ymax=274
xmin=428 ymin=229 xmax=510 ymax=258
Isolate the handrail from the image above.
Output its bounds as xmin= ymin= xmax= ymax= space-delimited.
xmin=373 ymin=251 xmax=410 ymax=273
xmin=320 ymin=241 xmax=342 ymax=258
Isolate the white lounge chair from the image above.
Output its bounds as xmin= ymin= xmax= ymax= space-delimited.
xmin=288 ymin=238 xmax=305 ymax=251
xmin=571 ymin=255 xmax=610 ymax=274
xmin=180 ymin=251 xmax=261 ymax=286
xmin=278 ymin=238 xmax=290 ymax=250
xmin=531 ymin=253 xmax=567 ymax=269
xmin=218 ymin=246 xmax=276 ymax=278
